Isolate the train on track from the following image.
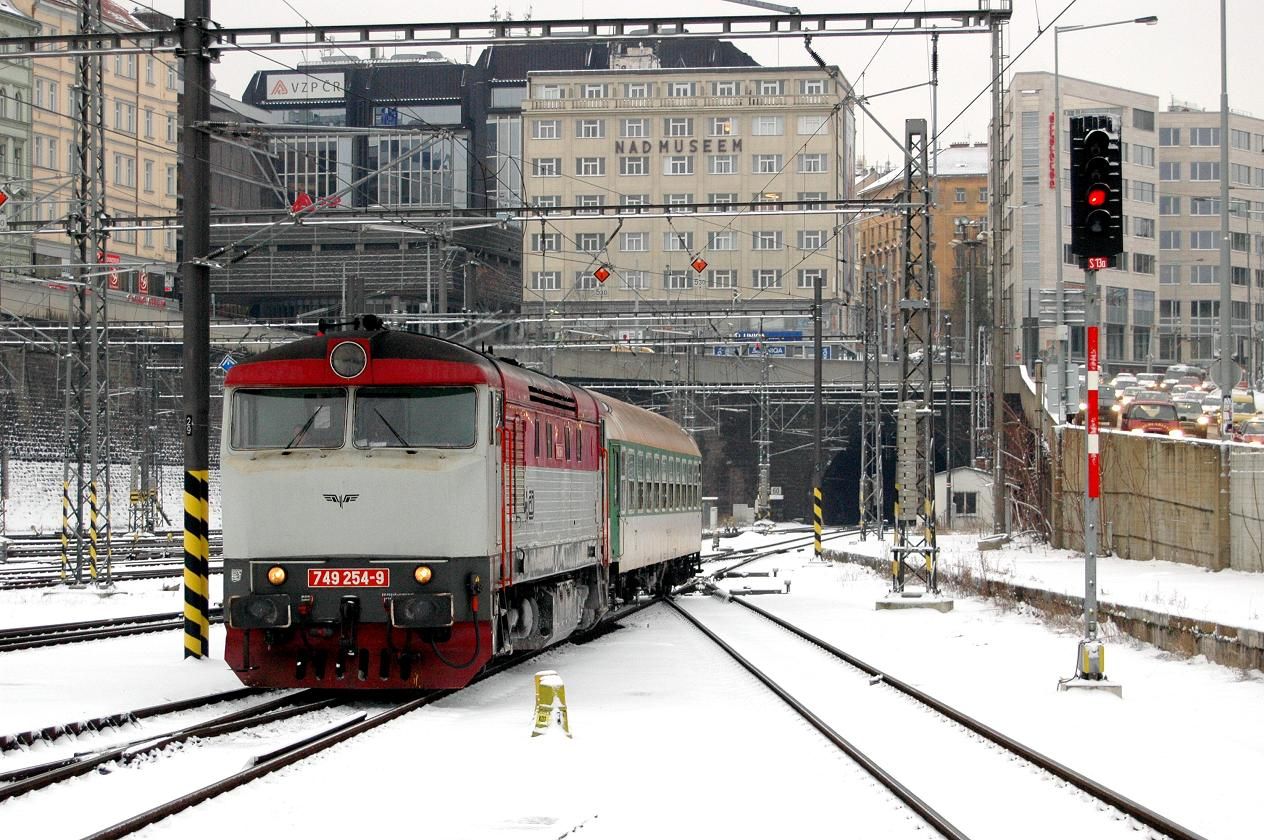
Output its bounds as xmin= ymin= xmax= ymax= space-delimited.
xmin=222 ymin=316 xmax=702 ymax=689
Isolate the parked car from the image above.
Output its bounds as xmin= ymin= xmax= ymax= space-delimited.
xmin=1118 ymin=400 xmax=1183 ymax=436
xmin=1234 ymin=416 xmax=1264 ymax=444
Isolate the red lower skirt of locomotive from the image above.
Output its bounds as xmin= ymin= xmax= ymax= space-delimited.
xmin=225 ymin=622 xmax=493 ymax=690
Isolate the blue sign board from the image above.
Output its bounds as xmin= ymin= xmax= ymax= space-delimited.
xmin=218 ymin=354 xmax=237 ymax=373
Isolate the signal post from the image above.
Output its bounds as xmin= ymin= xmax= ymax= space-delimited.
xmin=1059 ymin=115 xmax=1123 ymax=697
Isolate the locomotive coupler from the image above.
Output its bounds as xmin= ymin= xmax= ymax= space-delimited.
xmin=339 ymin=595 xmax=361 ymax=656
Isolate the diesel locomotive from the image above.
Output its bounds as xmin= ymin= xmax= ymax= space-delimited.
xmin=221 ymin=317 xmax=702 ymax=689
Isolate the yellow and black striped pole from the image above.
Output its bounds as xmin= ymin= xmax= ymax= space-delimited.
xmin=181 ymin=9 xmax=214 ymax=660
xmin=87 ymin=480 xmax=100 ymax=580
xmin=183 ymin=470 xmax=211 ymax=658
xmin=60 ymin=479 xmax=71 ymax=581
xmin=813 ymin=485 xmax=823 ymax=561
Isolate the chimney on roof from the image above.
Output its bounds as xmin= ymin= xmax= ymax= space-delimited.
xmin=610 ymin=43 xmax=659 ymax=70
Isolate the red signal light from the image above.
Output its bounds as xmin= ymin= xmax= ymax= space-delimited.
xmin=1087 ymin=187 xmax=1107 ymax=207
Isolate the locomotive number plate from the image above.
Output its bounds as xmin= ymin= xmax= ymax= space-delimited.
xmin=307 ymin=568 xmax=390 ymax=587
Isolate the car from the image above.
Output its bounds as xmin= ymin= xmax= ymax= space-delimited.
xmin=1231 ymin=391 xmax=1260 ymax=426
xmin=1136 ymin=372 xmax=1165 ymax=390
xmin=1112 ymin=373 xmax=1138 ymax=390
xmin=1170 ymin=384 xmax=1194 ymax=397
xmin=1234 ymin=416 xmax=1264 ymax=444
xmin=1118 ymin=400 xmax=1183 ymax=436
xmin=1073 ymin=384 xmax=1117 ymax=426
xmin=1173 ymin=398 xmax=1212 ymax=438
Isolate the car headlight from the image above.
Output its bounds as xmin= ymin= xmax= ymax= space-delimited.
xmin=1168 ymin=429 xmax=1184 ymax=438
xmin=1079 ymin=402 xmax=1088 ymax=411
xmin=1110 ymin=404 xmax=1121 ymax=413
xmin=1197 ymin=416 xmax=1209 ymax=425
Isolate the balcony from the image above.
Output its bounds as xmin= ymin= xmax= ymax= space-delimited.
xmin=523 ymin=94 xmax=833 ymax=113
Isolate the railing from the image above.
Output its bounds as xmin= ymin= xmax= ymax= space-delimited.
xmin=524 ymin=94 xmax=833 ymax=112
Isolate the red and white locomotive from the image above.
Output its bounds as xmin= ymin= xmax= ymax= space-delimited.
xmin=221 ymin=316 xmax=702 ymax=689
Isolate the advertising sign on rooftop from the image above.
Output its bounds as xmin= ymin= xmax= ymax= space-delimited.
xmin=265 ymin=72 xmax=346 ymax=102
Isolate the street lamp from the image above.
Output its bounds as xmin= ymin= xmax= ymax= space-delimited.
xmin=1053 ymin=15 xmax=1159 ymax=423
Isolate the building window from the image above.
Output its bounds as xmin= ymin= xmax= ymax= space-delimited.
xmin=621 ymin=118 xmax=648 ymax=138
xmin=952 ymin=492 xmax=977 ymax=515
xmin=711 ymin=80 xmax=740 ymax=96
xmin=954 ymin=187 xmax=967 ymax=203
xmin=756 ymin=79 xmax=784 ymax=96
xmin=1189 ymin=127 xmax=1219 ymax=146
xmin=665 ymin=117 xmax=693 ymax=137
xmin=1231 ymin=163 xmax=1252 ymax=185
xmin=531 ymin=120 xmax=559 ymax=140
xmin=753 ymin=154 xmax=782 ymax=174
xmin=663 ymin=231 xmax=694 ymax=251
xmin=530 ymin=271 xmax=561 ymax=291
xmin=752 ymin=115 xmax=784 ymax=136
xmin=795 ymin=115 xmax=828 ymax=136
xmin=1160 ymin=265 xmax=1181 ymax=284
xmin=1232 ymin=231 xmax=1250 ymax=252
xmin=1191 ymin=265 xmax=1218 ymax=284
xmin=979 ymin=187 xmax=988 ymax=202
xmin=752 ymin=231 xmax=782 ymax=250
xmin=582 ymin=84 xmax=606 ymax=99
xmin=620 ymin=156 xmax=649 ymax=176
xmin=622 ymin=271 xmax=648 ymax=290
xmin=1188 ymin=161 xmax=1218 ymax=180
xmin=1132 ymin=108 xmax=1155 ymax=131
xmin=166 ymin=114 xmax=177 ymax=144
xmin=621 ymin=231 xmax=648 ymax=252
xmin=665 ymin=270 xmax=692 ymax=290
xmin=1159 ymin=230 xmax=1181 ymax=250
xmin=710 ymin=192 xmax=739 ymax=205
xmin=624 ymin=82 xmax=650 ymax=98
xmin=709 ymin=154 xmax=737 ymax=175
xmin=800 ymin=78 xmax=826 ymax=95
xmin=1133 ymin=217 xmax=1155 ymax=238
xmin=575 ymin=157 xmax=605 ymax=176
xmin=143 ymin=159 xmax=153 ymax=192
xmin=576 ymin=195 xmax=605 ymax=214
xmin=1190 ymin=197 xmax=1219 ymax=215
xmin=797 ymin=268 xmax=825 ymax=289
xmin=574 ymin=271 xmax=598 ymax=291
xmin=532 ymin=158 xmax=561 ymax=177
xmin=535 ymin=84 xmax=565 ymax=100
xmin=575 ymin=233 xmax=606 ymax=252
xmin=797 ymin=230 xmax=826 ymax=250
xmin=707 ymin=230 xmax=737 ymax=250
xmin=530 ymin=233 xmax=561 ymax=252
xmin=664 ymin=155 xmax=694 ymax=176
xmin=665 ymin=193 xmax=694 ymax=210
xmin=709 ymin=116 xmax=735 ymax=136
xmin=621 ymin=194 xmax=649 ymax=211
xmin=1159 ymin=161 xmax=1181 ymax=181
xmin=577 ymin=119 xmax=604 ymax=138
xmin=1133 ymin=253 xmax=1155 ymax=274
xmin=667 ymin=81 xmax=695 ymax=98
xmin=1159 ymin=196 xmax=1181 ymax=215
xmin=1159 ymin=127 xmax=1180 ymax=146
xmin=1232 ymin=266 xmax=1249 ymax=286
xmin=707 ymin=269 xmax=736 ymax=289
xmin=533 ymin=195 xmax=561 ymax=209
xmin=752 ymin=269 xmax=781 ymax=289
xmin=1132 ymin=144 xmax=1155 ymax=167
xmin=797 ymin=153 xmax=827 ymax=173
xmin=166 ymin=164 xmax=176 ymax=196
xmin=1191 ymin=230 xmax=1217 ymax=250
xmin=1132 ymin=181 xmax=1155 ymax=202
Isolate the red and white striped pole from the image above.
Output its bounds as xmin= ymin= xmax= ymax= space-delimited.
xmin=1078 ymin=268 xmax=1105 ymax=681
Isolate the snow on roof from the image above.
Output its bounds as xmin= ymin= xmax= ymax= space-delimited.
xmin=858 ymin=143 xmax=989 ymax=197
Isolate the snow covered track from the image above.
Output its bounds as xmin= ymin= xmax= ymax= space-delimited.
xmin=0 ymin=688 xmax=260 ymax=753
xmin=671 ymin=593 xmax=1209 ymax=840
xmin=0 ymin=609 xmax=225 ymax=652
xmin=701 ymin=525 xmax=862 ymax=571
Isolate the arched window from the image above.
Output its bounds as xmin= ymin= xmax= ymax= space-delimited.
xmin=0 ymin=89 xmax=9 ymax=120
xmin=13 ymin=91 xmax=22 ymax=122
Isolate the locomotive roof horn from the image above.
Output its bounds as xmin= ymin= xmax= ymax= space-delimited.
xmin=315 ymin=313 xmax=387 ymax=335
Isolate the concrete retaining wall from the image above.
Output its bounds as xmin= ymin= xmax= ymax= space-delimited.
xmin=833 ymin=549 xmax=1264 ymax=672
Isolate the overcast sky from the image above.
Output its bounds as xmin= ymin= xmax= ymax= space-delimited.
xmin=143 ymin=0 xmax=1262 ymax=167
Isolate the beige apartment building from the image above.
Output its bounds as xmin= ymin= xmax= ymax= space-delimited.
xmin=519 ymin=62 xmax=855 ymax=340
xmin=0 ymin=0 xmax=36 ymax=274
xmin=28 ymin=0 xmax=179 ymax=293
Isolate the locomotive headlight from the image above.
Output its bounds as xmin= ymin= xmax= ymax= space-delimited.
xmin=413 ymin=565 xmax=433 ymax=585
xmin=267 ymin=565 xmax=287 ymax=585
xmin=330 ymin=341 xmax=367 ymax=378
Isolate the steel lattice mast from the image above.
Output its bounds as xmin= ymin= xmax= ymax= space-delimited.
xmin=858 ymin=266 xmax=882 ymax=538
xmin=60 ymin=0 xmax=113 ymax=587
xmin=891 ymin=119 xmax=936 ymax=594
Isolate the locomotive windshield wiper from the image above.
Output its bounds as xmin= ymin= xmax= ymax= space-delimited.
xmin=374 ymin=408 xmax=411 ymax=447
xmin=286 ymin=407 xmax=323 ymax=449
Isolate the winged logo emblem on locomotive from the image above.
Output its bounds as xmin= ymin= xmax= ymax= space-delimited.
xmin=323 ymin=493 xmax=360 ymax=508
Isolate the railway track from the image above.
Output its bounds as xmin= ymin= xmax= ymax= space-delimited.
xmin=669 ymin=591 xmax=1209 ymax=840
xmin=0 ymin=609 xmax=226 ymax=653
xmin=0 ymin=560 xmax=224 ymax=590
xmin=701 ymin=525 xmax=862 ymax=573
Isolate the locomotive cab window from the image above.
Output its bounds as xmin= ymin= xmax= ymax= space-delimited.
xmin=353 ymin=386 xmax=477 ymax=449
xmin=231 ymin=388 xmax=347 ymax=450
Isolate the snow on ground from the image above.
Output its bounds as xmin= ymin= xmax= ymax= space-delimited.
xmin=0 ymin=524 xmax=1259 ymax=838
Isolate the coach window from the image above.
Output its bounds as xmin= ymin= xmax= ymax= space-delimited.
xmin=576 ymin=428 xmax=583 ymax=463
xmin=231 ymin=388 xmax=346 ymax=450
xmin=638 ymin=451 xmax=647 ymax=509
xmin=564 ymin=424 xmax=572 ymax=461
xmin=353 ymin=386 xmax=476 ymax=448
